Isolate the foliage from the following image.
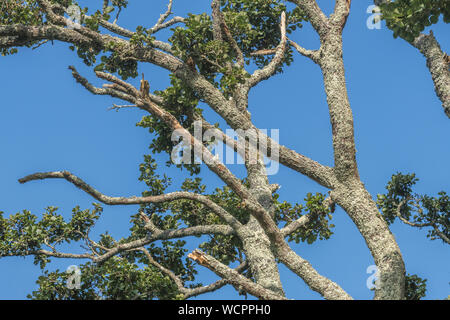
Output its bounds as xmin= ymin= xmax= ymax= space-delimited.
xmin=377 ymin=173 xmax=449 ymax=243
xmin=169 ymin=0 xmax=306 ymax=95
xmin=379 ymin=0 xmax=450 ymax=42
xmin=0 ymin=205 xmax=103 ymax=269
xmin=27 ymin=258 xmax=183 ymax=300
xmin=275 ymin=192 xmax=334 ymax=244
xmin=404 ymin=274 xmax=427 ymax=300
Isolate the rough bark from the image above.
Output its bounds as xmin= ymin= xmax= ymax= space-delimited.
xmin=331 ymin=182 xmax=405 ymax=300
xmin=412 ymin=32 xmax=450 ymax=118
xmin=312 ymin=1 xmax=405 ymax=299
xmin=243 ymin=160 xmax=286 ymax=297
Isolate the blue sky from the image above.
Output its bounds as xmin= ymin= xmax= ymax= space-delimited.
xmin=0 ymin=0 xmax=448 ymax=300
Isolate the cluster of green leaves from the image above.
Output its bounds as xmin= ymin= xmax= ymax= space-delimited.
xmin=0 ymin=0 xmax=42 ymax=25
xmin=404 ymin=273 xmax=427 ymax=300
xmin=77 ymin=4 xmax=139 ymax=80
xmin=169 ymin=0 xmax=307 ymax=96
xmin=377 ymin=173 xmax=449 ymax=243
xmin=170 ymin=13 xmax=248 ymax=98
xmin=275 ymin=192 xmax=334 ymax=244
xmin=379 ymin=0 xmax=450 ymax=42
xmin=136 ymin=75 xmax=203 ymax=175
xmin=0 ymin=0 xmax=43 ymax=55
xmin=0 ymin=204 xmax=103 ymax=268
xmin=27 ymin=258 xmax=183 ymax=300
xmin=221 ymin=0 xmax=307 ymax=68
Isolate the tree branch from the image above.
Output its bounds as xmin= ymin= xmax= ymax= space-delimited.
xmin=396 ymin=200 xmax=450 ymax=245
xmin=188 ymin=249 xmax=287 ymax=300
xmin=330 ymin=0 xmax=352 ymax=29
xmin=412 ymin=31 xmax=450 ymax=119
xmin=18 ymin=170 xmax=243 ymax=231
xmin=287 ymin=0 xmax=329 ymax=37
xmin=137 ymin=247 xmax=248 ymax=299
xmin=246 ymin=11 xmax=287 ymax=89
xmin=211 ymin=0 xmax=244 ymax=68
xmin=289 ymin=39 xmax=320 ymax=64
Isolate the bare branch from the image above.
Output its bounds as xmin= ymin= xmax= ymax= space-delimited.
xmin=149 ymin=0 xmax=185 ymax=34
xmin=1 ymin=249 xmax=95 ymax=260
xmin=281 ymin=195 xmax=335 ymax=236
xmin=139 ymin=246 xmax=186 ymax=293
xmin=281 ymin=212 xmax=318 ymax=237
xmin=108 ymin=104 xmax=138 ymax=111
xmin=155 ymin=0 xmax=174 ymax=26
xmin=185 ymin=260 xmax=248 ymax=298
xmin=150 ymin=16 xmax=185 ymax=34
xmin=68 ymin=66 xmax=136 ymax=103
xmin=246 ymin=12 xmax=287 ymax=89
xmin=431 ymin=226 xmax=450 ymax=244
xmin=289 ymin=39 xmax=320 ymax=64
xmin=18 ymin=170 xmax=243 ymax=231
xmin=140 ymin=212 xmax=235 ymax=239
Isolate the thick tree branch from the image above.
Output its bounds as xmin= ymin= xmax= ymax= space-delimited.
xmin=412 ymin=31 xmax=450 ymax=119
xmin=330 ymin=0 xmax=352 ymax=29
xmin=0 ymin=24 xmax=96 ymax=49
xmin=140 ymin=213 xmax=235 ymax=240
xmin=188 ymin=249 xmax=287 ymax=300
xmin=287 ymin=0 xmax=329 ymax=37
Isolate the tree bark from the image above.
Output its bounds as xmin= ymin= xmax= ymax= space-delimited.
xmin=319 ymin=29 xmax=406 ymax=299
xmin=412 ymin=32 xmax=450 ymax=119
xmin=240 ymin=157 xmax=285 ymax=297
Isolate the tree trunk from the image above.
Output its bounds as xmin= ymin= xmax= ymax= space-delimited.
xmin=319 ymin=30 xmax=406 ymax=299
xmin=240 ymin=159 xmax=285 ymax=297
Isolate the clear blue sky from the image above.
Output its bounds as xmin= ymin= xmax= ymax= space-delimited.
xmin=0 ymin=0 xmax=448 ymax=300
